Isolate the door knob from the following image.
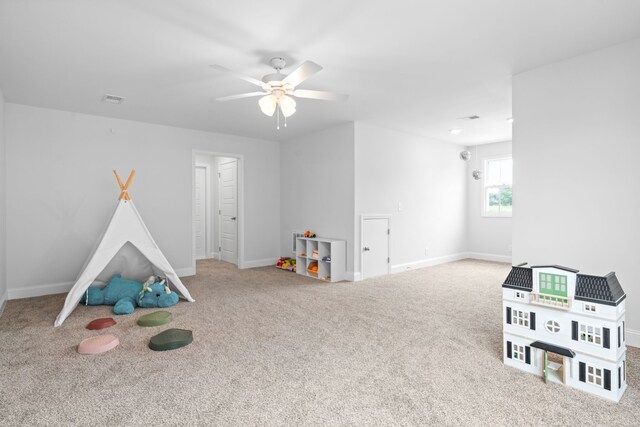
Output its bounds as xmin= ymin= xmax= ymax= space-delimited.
xmin=231 ymin=217 xmax=237 ymax=220
xmin=363 ymin=247 xmax=370 ymax=251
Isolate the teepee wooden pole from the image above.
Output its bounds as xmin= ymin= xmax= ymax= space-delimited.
xmin=114 ymin=169 xmax=135 ymax=201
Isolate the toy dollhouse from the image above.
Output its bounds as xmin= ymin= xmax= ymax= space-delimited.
xmin=502 ymin=263 xmax=627 ymax=402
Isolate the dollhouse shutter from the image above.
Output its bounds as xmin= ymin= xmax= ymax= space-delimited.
xmin=530 ymin=312 xmax=536 ymax=330
xmin=603 ymin=328 xmax=610 ymax=349
xmin=604 ymin=369 xmax=611 ymax=391
xmin=525 ymin=346 xmax=531 ymax=364
xmin=572 ymin=321 xmax=579 ymax=341
xmin=579 ymin=362 xmax=586 ymax=382
xmin=506 ymin=307 xmax=511 ymax=324
xmin=618 ymin=326 xmax=621 ymax=348
xmin=506 ymin=341 xmax=512 ymax=359
xmin=619 ymin=367 xmax=622 ymax=389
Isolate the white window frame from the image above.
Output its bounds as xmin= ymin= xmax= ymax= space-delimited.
xmin=512 ymin=344 xmax=526 ymax=362
xmin=586 ymin=364 xmax=603 ymax=387
xmin=514 ymin=291 xmax=526 ymax=300
xmin=512 ymin=310 xmax=529 ymax=328
xmin=481 ymin=156 xmax=513 ymax=218
xmin=583 ymin=303 xmax=597 ymax=313
xmin=579 ymin=323 xmax=602 ymax=346
xmin=545 ymin=320 xmax=561 ymax=334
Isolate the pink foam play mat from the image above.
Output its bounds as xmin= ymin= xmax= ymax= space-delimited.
xmin=77 ymin=333 xmax=120 ymax=355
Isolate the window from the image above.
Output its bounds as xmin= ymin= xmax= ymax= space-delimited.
xmin=587 ymin=365 xmax=603 ymax=387
xmin=515 ymin=291 xmax=526 ymax=300
xmin=545 ymin=320 xmax=561 ymax=334
xmin=483 ymin=157 xmax=512 ymax=217
xmin=579 ymin=323 xmax=602 ymax=346
xmin=584 ymin=303 xmax=597 ymax=313
xmin=512 ymin=310 xmax=529 ymax=328
xmin=539 ymin=273 xmax=568 ymax=297
xmin=512 ymin=344 xmax=525 ymax=362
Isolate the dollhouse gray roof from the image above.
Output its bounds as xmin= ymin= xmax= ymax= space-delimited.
xmin=575 ymin=272 xmax=626 ymax=306
xmin=530 ymin=341 xmax=576 ymax=358
xmin=502 ymin=266 xmax=533 ymax=290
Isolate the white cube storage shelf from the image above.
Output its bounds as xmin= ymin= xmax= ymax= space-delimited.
xmin=295 ymin=237 xmax=346 ymax=282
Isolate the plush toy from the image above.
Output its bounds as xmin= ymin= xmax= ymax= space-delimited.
xmin=80 ymin=274 xmax=178 ymax=315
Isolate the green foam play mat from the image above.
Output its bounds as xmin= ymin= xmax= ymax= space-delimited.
xmin=149 ymin=328 xmax=193 ymax=351
xmin=137 ymin=311 xmax=173 ymax=327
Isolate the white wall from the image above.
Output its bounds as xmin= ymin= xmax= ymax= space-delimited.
xmin=466 ymin=141 xmax=512 ymax=261
xmin=354 ymin=122 xmax=468 ymax=276
xmin=5 ymin=104 xmax=280 ymax=298
xmin=0 ymin=88 xmax=7 ymax=313
xmin=280 ymin=123 xmax=355 ymax=273
xmin=513 ymin=38 xmax=640 ymax=347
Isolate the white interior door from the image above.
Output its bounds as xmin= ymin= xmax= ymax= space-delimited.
xmin=194 ymin=166 xmax=207 ymax=260
xmin=219 ymin=159 xmax=238 ymax=265
xmin=362 ymin=217 xmax=390 ymax=279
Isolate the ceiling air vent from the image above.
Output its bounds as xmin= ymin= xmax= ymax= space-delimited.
xmin=101 ymin=94 xmax=125 ymax=104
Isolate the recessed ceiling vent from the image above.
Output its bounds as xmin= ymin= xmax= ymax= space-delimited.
xmin=460 ymin=115 xmax=480 ymax=120
xmin=101 ymin=94 xmax=125 ymax=104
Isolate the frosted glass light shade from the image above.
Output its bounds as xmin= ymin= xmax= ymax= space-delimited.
xmin=279 ymin=95 xmax=296 ymax=117
xmin=259 ymin=95 xmax=277 ymax=116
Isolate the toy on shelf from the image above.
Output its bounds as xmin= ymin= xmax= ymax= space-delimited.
xmin=303 ymin=230 xmax=316 ymax=238
xmin=307 ymin=261 xmax=319 ymax=277
xmin=276 ymin=257 xmax=297 ymax=272
xmin=80 ymin=274 xmax=178 ymax=315
xmin=502 ymin=263 xmax=627 ymax=402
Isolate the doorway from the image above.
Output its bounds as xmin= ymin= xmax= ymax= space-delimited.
xmin=361 ymin=215 xmax=391 ymax=279
xmin=192 ymin=152 xmax=243 ymax=272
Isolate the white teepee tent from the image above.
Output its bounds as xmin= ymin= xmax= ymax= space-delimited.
xmin=55 ymin=170 xmax=195 ymax=327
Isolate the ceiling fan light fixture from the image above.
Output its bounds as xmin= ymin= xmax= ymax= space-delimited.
xmin=279 ymin=95 xmax=296 ymax=118
xmin=259 ymin=95 xmax=277 ymax=116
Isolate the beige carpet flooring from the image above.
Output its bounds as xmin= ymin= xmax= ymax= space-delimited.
xmin=0 ymin=259 xmax=638 ymax=426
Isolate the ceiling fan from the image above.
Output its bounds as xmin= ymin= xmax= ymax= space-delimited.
xmin=211 ymin=57 xmax=349 ymax=129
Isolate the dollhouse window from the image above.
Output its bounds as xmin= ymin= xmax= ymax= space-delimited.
xmin=584 ymin=303 xmax=597 ymax=313
xmin=515 ymin=291 xmax=526 ymax=299
xmin=512 ymin=344 xmax=525 ymax=362
xmin=579 ymin=323 xmax=602 ymax=346
xmin=586 ymin=365 xmax=603 ymax=387
xmin=545 ymin=320 xmax=561 ymax=334
xmin=512 ymin=310 xmax=529 ymax=328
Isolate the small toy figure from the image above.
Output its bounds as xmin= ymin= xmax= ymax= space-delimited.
xmin=303 ymin=230 xmax=316 ymax=238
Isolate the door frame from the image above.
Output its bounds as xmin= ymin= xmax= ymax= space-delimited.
xmin=360 ymin=214 xmax=392 ymax=279
xmin=193 ymin=163 xmax=212 ymax=260
xmin=192 ymin=150 xmax=245 ymax=271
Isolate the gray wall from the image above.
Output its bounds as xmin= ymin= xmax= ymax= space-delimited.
xmin=0 ymin=88 xmax=6 ymax=312
xmin=5 ymin=104 xmax=281 ymax=298
xmin=466 ymin=140 xmax=512 ymax=260
xmin=355 ymin=122 xmax=468 ymax=275
xmin=280 ymin=123 xmax=356 ymax=274
xmin=513 ymin=38 xmax=640 ymax=346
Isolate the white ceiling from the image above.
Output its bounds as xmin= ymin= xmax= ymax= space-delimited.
xmin=1 ymin=1 xmax=640 ymax=144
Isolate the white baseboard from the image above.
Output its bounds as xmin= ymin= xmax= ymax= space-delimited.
xmin=466 ymin=252 xmax=512 ymax=263
xmin=8 ymin=281 xmax=74 ymax=300
xmin=241 ymin=258 xmax=277 ymax=269
xmin=626 ymin=329 xmax=640 ymax=349
xmin=175 ymin=267 xmax=196 ymax=277
xmin=347 ymin=271 xmax=362 ymax=282
xmin=0 ymin=289 xmax=8 ymax=317
xmin=390 ymin=252 xmax=469 ymax=274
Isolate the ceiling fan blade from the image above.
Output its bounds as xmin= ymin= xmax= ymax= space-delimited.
xmin=282 ymin=61 xmax=323 ymax=88
xmin=212 ymin=92 xmax=266 ymax=102
xmin=292 ymin=89 xmax=349 ymax=101
xmin=210 ymin=64 xmax=267 ymax=89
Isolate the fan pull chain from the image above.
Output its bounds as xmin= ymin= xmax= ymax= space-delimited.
xmin=277 ymin=103 xmax=281 ymax=130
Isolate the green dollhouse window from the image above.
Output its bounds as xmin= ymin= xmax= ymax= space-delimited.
xmin=539 ymin=272 xmax=568 ymax=297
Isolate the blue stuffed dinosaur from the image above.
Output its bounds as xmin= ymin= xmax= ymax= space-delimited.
xmin=81 ymin=274 xmax=179 ymax=315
